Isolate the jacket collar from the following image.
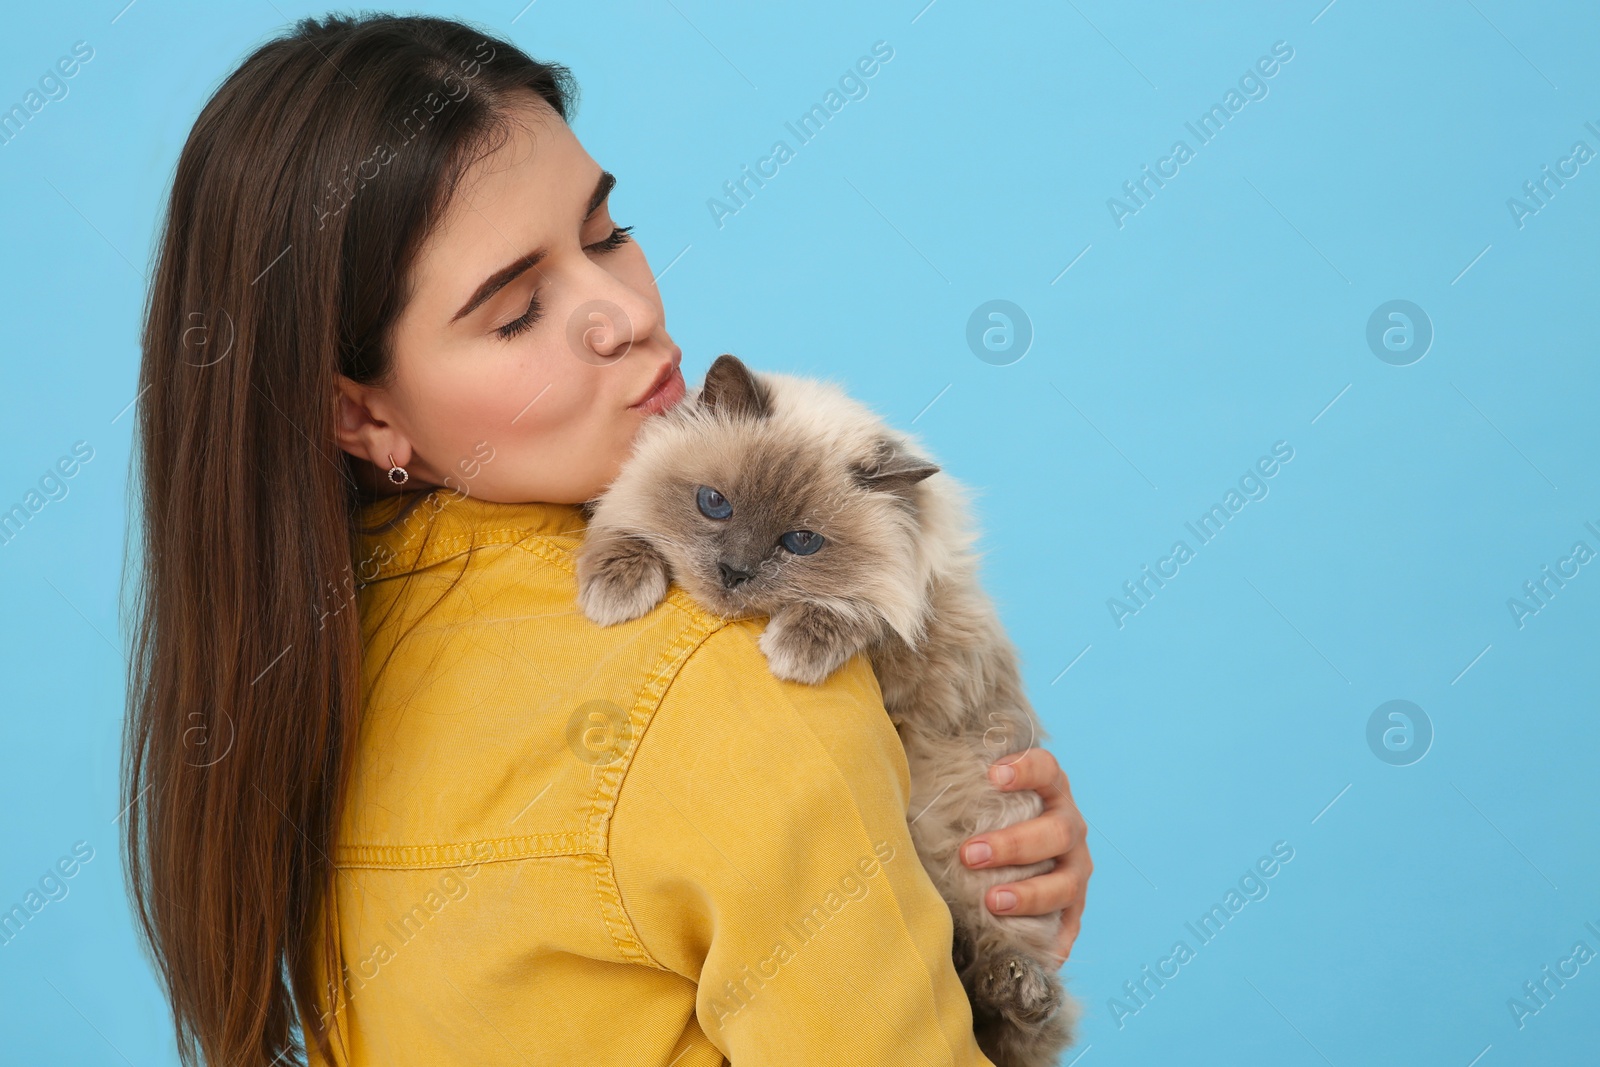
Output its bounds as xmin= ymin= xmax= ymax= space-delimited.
xmin=355 ymin=489 xmax=589 ymax=579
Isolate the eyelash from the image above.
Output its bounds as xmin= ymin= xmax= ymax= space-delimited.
xmin=493 ymin=224 xmax=636 ymax=341
xmin=590 ymin=224 xmax=634 ymax=254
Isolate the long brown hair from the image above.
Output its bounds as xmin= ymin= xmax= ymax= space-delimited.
xmin=120 ymin=15 xmax=575 ymax=1066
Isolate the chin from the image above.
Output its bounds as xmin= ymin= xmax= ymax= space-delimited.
xmin=688 ymin=581 xmax=755 ymax=618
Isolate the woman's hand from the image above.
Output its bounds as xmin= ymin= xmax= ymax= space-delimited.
xmin=960 ymin=747 xmax=1091 ymax=965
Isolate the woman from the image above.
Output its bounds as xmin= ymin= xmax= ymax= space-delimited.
xmin=121 ymin=13 xmax=1091 ymax=1066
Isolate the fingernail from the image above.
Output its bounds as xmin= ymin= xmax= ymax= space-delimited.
xmin=965 ymin=842 xmax=992 ymax=865
xmin=990 ymin=764 xmax=1015 ymax=786
xmin=994 ymin=890 xmax=1017 ymax=912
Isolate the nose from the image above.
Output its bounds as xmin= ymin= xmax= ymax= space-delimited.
xmin=718 ymin=561 xmax=756 ymax=589
xmin=570 ymin=299 xmax=638 ymax=363
xmin=572 ymin=263 xmax=666 ymax=364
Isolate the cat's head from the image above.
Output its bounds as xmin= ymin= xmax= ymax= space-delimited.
xmin=588 ymin=354 xmax=943 ymax=643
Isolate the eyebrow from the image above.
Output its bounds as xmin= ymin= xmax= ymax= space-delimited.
xmin=450 ymin=169 xmax=617 ymax=324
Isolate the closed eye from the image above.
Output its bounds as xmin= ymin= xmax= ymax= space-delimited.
xmin=585 ymin=224 xmax=633 ymax=254
xmin=495 ymin=226 xmax=634 ymax=341
xmin=495 ymin=290 xmax=542 ymax=341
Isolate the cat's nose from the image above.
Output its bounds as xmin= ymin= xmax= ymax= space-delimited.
xmin=718 ymin=561 xmax=756 ymax=589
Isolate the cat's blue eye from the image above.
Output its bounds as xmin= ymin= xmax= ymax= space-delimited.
xmin=779 ymin=530 xmax=824 ymax=555
xmin=697 ymin=486 xmax=732 ymax=520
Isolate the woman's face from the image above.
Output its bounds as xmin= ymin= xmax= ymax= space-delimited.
xmin=335 ymin=96 xmax=686 ymax=504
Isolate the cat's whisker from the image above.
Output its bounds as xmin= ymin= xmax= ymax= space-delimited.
xmin=577 ymin=355 xmax=1078 ymax=1060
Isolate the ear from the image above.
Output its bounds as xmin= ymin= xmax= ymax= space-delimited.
xmin=851 ymin=437 xmax=940 ymax=496
xmin=699 ymin=353 xmax=771 ymax=419
xmin=334 ymin=374 xmax=413 ymax=471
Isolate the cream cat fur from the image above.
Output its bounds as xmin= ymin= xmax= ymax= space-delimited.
xmin=575 ymin=355 xmax=1079 ymax=1066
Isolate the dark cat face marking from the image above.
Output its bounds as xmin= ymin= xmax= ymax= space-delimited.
xmin=850 ymin=436 xmax=941 ymax=498
xmin=699 ymin=353 xmax=772 ymax=420
xmin=585 ymin=352 xmax=945 ymax=643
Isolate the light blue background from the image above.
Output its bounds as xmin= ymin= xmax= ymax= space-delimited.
xmin=2 ymin=2 xmax=1596 ymax=1065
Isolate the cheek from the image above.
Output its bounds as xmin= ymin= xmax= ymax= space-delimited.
xmin=411 ymin=345 xmax=599 ymax=442
xmin=496 ymin=358 xmax=629 ymax=447
xmin=480 ymin=360 xmax=645 ymax=493
xmin=396 ymin=339 xmax=646 ymax=501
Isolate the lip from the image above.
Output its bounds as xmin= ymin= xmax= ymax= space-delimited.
xmin=630 ymin=348 xmax=686 ymax=414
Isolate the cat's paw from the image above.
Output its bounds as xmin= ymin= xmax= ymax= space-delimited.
xmin=970 ymin=954 xmax=1064 ymax=1028
xmin=575 ymin=532 xmax=671 ymax=626
xmin=758 ymin=604 xmax=865 ymax=685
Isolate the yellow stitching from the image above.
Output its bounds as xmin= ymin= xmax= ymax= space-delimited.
xmin=333 ymin=833 xmax=588 ymax=869
xmin=588 ymin=615 xmax=725 ymax=967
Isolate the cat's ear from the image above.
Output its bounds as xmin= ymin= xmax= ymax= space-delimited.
xmin=699 ymin=354 xmax=771 ymax=420
xmin=851 ymin=437 xmax=940 ymax=496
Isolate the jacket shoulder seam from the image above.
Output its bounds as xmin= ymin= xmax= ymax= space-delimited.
xmin=589 ymin=610 xmax=734 ymax=968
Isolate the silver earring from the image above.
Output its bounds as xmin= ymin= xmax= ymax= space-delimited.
xmin=386 ymin=453 xmax=409 ymax=485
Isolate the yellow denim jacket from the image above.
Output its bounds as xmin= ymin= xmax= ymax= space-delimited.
xmin=305 ymin=490 xmax=995 ymax=1066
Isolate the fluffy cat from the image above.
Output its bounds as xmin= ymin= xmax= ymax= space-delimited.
xmin=575 ymin=354 xmax=1079 ymax=1067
